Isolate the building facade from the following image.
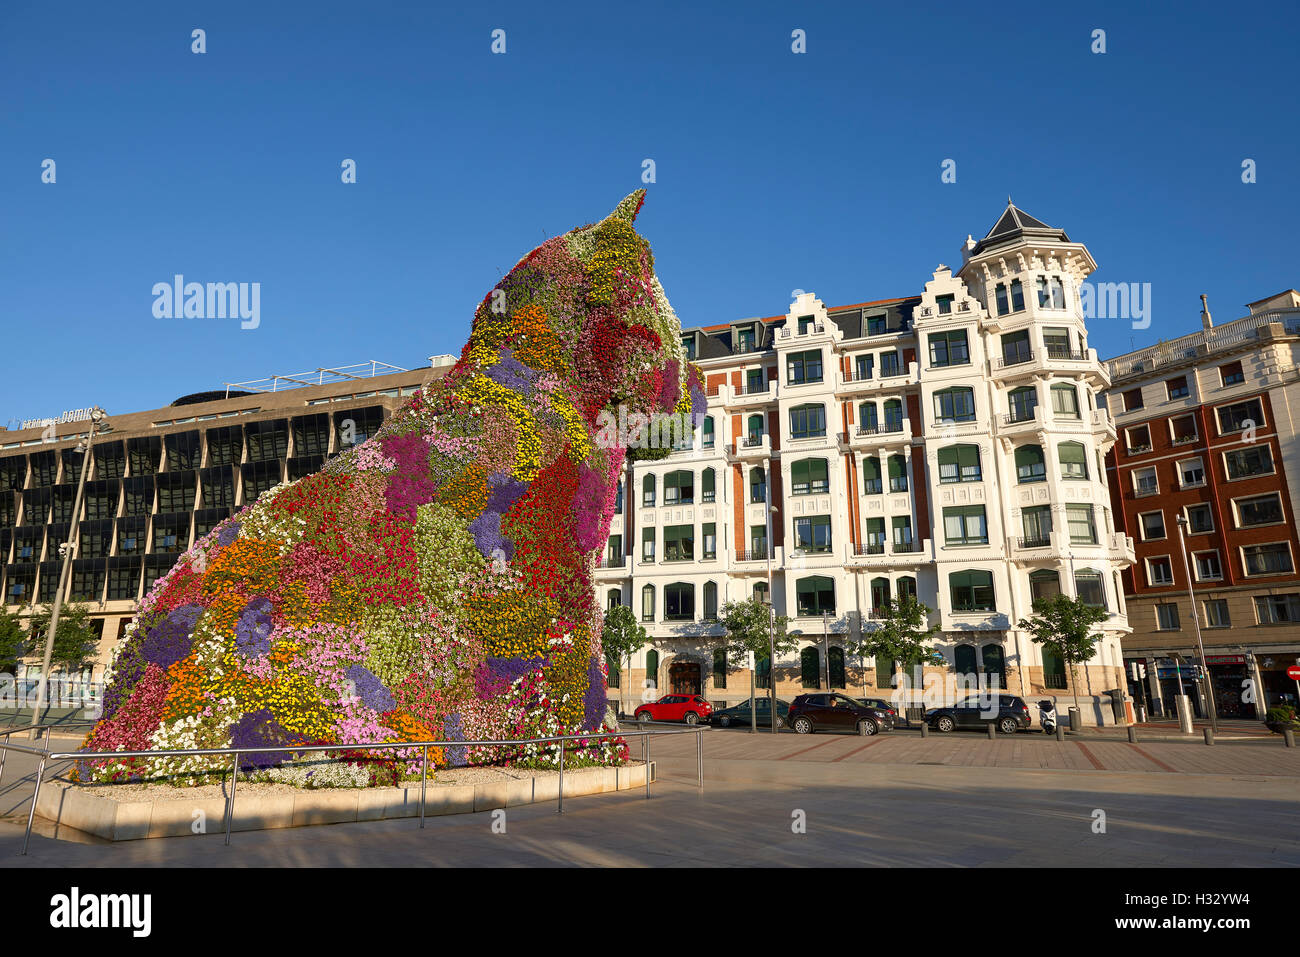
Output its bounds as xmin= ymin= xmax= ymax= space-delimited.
xmin=603 ymin=204 xmax=1135 ymax=723
xmin=1102 ymin=291 xmax=1300 ymax=720
xmin=1 ymin=359 xmax=451 ymax=683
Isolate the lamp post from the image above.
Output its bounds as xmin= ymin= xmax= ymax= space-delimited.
xmin=765 ymin=465 xmax=778 ymax=734
xmin=1175 ymin=514 xmax=1218 ymax=732
xmin=29 ymin=407 xmax=110 ymax=736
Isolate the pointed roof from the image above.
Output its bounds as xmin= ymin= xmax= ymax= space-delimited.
xmin=969 ymin=199 xmax=1070 ymax=256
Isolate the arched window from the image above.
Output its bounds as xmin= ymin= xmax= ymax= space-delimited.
xmin=1008 ymin=386 xmax=1037 ymax=422
xmin=883 ymin=399 xmax=904 ymax=432
xmin=645 ymin=649 xmax=660 ymax=691
xmin=614 ymin=479 xmax=624 ymax=512
xmin=607 ymin=588 xmax=621 ymax=610
xmin=875 ymin=655 xmax=896 ymax=689
xmin=664 ymin=469 xmax=694 ymax=504
xmin=606 ymin=654 xmax=620 ymax=689
xmin=1074 ymin=568 xmax=1106 ymax=608
xmin=796 ymin=575 xmax=836 ymax=616
xmin=950 ymin=570 xmax=995 ymax=611
xmin=641 ymin=584 xmax=655 ymax=622
xmin=747 ymin=413 xmax=765 ymax=440
xmin=1029 ymin=569 xmax=1061 ymax=605
xmin=756 ymin=655 xmax=771 ymax=690
xmin=791 ymin=458 xmax=829 ymax=495
xmin=701 ymin=467 xmax=716 ymax=503
xmin=858 ymin=402 xmax=878 ymax=433
xmin=703 ymin=581 xmax=718 ymax=620
xmin=981 ymin=643 xmax=1006 ymax=689
xmin=701 ymin=416 xmax=714 ymax=449
xmin=712 ymin=648 xmax=728 ymax=689
xmin=665 ymin=583 xmax=695 ymax=621
xmin=897 ymin=576 xmax=917 ymax=600
xmin=1058 ymin=441 xmax=1088 ymax=480
xmin=888 ymin=454 xmax=908 ymax=492
xmin=1041 ymin=646 xmax=1067 ymax=689
xmin=862 ymin=456 xmax=882 ymax=494
xmin=1050 ymin=383 xmax=1080 ymax=419
xmin=955 ymin=644 xmax=978 ymax=677
xmin=753 ymin=581 xmax=769 ymax=604
xmin=829 ymin=646 xmax=846 ymax=689
xmin=749 ymin=466 xmax=766 ymax=504
xmin=870 ymin=576 xmax=891 ymax=612
xmin=642 ymin=474 xmax=656 ymax=506
xmin=1015 ymin=445 xmax=1046 ymax=484
xmin=790 ymin=403 xmax=827 ymax=439
xmin=801 ymin=646 xmax=821 ymax=688
xmin=933 ymin=387 xmax=975 ymax=423
xmin=938 ymin=444 xmax=981 ymax=483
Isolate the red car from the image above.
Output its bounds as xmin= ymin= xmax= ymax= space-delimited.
xmin=634 ymin=694 xmax=713 ymax=725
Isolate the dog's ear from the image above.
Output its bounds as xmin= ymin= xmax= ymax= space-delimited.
xmin=605 ymin=189 xmax=646 ymax=225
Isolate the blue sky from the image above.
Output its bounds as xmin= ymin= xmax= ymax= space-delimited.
xmin=2 ymin=0 xmax=1297 ymax=423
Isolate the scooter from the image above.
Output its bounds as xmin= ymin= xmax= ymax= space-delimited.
xmin=1038 ymin=700 xmax=1057 ymax=734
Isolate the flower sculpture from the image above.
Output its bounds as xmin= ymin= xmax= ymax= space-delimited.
xmin=81 ymin=191 xmax=703 ymax=784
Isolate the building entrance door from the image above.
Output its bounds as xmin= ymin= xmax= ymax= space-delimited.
xmin=669 ymin=661 xmax=701 ymax=695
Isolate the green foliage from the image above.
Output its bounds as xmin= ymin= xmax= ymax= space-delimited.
xmin=412 ymin=503 xmax=487 ymax=610
xmin=1266 ymin=706 xmax=1299 ymax=731
xmin=1017 ymin=594 xmax=1107 ymax=667
xmin=0 ymin=608 xmax=31 ymax=673
xmin=717 ymin=598 xmax=795 ymax=663
xmin=27 ymin=603 xmax=100 ymax=671
xmin=600 ymin=604 xmax=646 ymax=667
xmin=850 ymin=594 xmax=941 ymax=671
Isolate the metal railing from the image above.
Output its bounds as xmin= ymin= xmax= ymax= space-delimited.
xmin=2 ymin=725 xmax=708 ymax=856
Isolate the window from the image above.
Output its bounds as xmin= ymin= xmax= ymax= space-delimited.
xmin=796 ymin=576 xmax=836 ymax=616
xmin=879 ymin=352 xmax=900 ymax=377
xmin=1235 ymin=493 xmax=1284 ymax=527
xmin=712 ymin=647 xmax=726 ymax=686
xmin=883 ymin=399 xmax=904 ymax=431
xmin=1029 ymin=569 xmax=1061 ymax=604
xmin=1043 ymin=326 xmax=1071 ymax=355
xmin=641 ymin=585 xmax=655 ymax=622
xmin=1058 ymin=442 xmax=1088 ymax=480
xmin=1219 ymin=360 xmax=1244 ymax=386
xmin=642 ymin=474 xmax=655 ymax=507
xmin=938 ymin=445 xmax=981 ymax=483
xmin=1015 ymin=445 xmax=1046 ymax=484
xmin=1242 ymin=543 xmax=1294 ymax=576
xmin=1001 ymin=330 xmax=1031 ymax=365
xmin=1139 ymin=510 xmax=1166 ymax=541
xmin=1155 ymin=603 xmax=1180 ymax=631
xmin=701 ymin=417 xmax=714 ymax=449
xmin=747 ymin=413 xmax=765 ymax=440
xmin=898 ymin=576 xmax=917 ymax=599
xmin=892 ymin=516 xmax=914 ymax=547
xmin=861 ymin=457 xmax=882 ymax=494
xmin=606 ymin=588 xmax=621 ymax=610
xmin=1146 ymin=556 xmax=1174 ymax=586
xmin=797 ymin=315 xmax=815 ymax=335
xmin=1009 ymin=280 xmax=1025 ymax=312
xmin=1132 ymin=466 xmax=1158 ymax=497
xmin=1126 ymin=424 xmax=1152 ymax=453
xmin=702 ymin=523 xmax=717 ymax=560
xmin=662 ymin=525 xmax=694 ymax=562
xmin=1074 ymin=570 xmax=1106 ymax=608
xmin=1122 ymin=389 xmax=1144 ymax=412
xmin=1041 ymin=646 xmax=1067 ymax=688
xmin=1194 ymin=551 xmax=1222 ymax=581
xmin=701 ymin=468 xmax=715 ymax=503
xmin=641 ymin=528 xmax=655 ymax=562
xmin=801 ymin=647 xmax=821 ymax=688
xmin=867 ymin=314 xmax=887 ymax=335
xmin=950 ymin=570 xmax=995 ymax=611
xmin=933 ymin=387 xmax=975 ymax=423
xmin=1008 ymin=386 xmax=1037 ymax=422
xmin=749 ymin=525 xmax=768 ymax=556
xmin=791 ymin=459 xmax=829 ymax=495
xmin=853 ymin=354 xmax=874 ymax=381
xmin=789 ymin=404 xmax=826 ymax=439
xmin=936 ymin=294 xmax=955 ymax=315
xmin=664 ymin=470 xmax=694 ymax=505
xmin=746 ymin=369 xmax=765 ymax=395
xmin=680 ymin=335 xmax=695 ymax=360
xmin=1184 ymin=503 xmax=1214 ymax=534
xmin=829 ymin=647 xmax=847 ymax=689
xmin=1224 ymin=445 xmax=1274 ymax=479
xmin=928 ymin=330 xmax=969 ymax=367
xmin=943 ymin=506 xmax=988 ymax=546
xmin=1021 ymin=506 xmax=1052 ymax=546
xmin=787 ymin=350 xmax=823 ymax=385
xmin=863 ymin=518 xmax=885 ymax=552
xmin=1177 ymin=458 xmax=1205 ymax=488
xmin=665 ymin=583 xmax=695 ymax=621
xmin=857 ymin=401 xmax=878 ymax=432
xmin=995 ymin=283 xmax=1009 ymax=316
xmin=749 ymin=466 xmax=766 ymax=504
xmin=870 ymin=576 xmax=891 ymax=610
xmin=887 ymin=455 xmax=908 ymax=492
xmin=1067 ymin=505 xmax=1098 ymax=544
xmin=1171 ymin=414 xmax=1198 ymax=444
xmin=1050 ymin=384 xmax=1080 ymax=419
xmin=1217 ymin=398 xmax=1263 ymax=434
xmin=794 ymin=516 xmax=832 ymax=553
xmin=1203 ymin=599 xmax=1230 ymax=628
xmin=1166 ymin=376 xmax=1189 ymax=400
xmin=1050 ymin=277 xmax=1066 ymax=309
xmin=736 ymin=327 xmax=756 ymax=353
xmin=1256 ymin=594 xmax=1300 ymax=624
xmin=703 ymin=582 xmax=718 ymax=620
xmin=753 ymin=581 xmax=769 ymax=604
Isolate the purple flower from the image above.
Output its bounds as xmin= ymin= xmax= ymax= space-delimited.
xmin=468 ymin=509 xmax=514 ymax=562
xmin=234 ymin=597 xmax=273 ymax=658
xmin=484 ymin=348 xmax=538 ymax=396
xmin=139 ymin=604 xmax=204 ymax=669
xmin=216 ymin=522 xmax=241 ymax=547
xmin=345 ymin=664 xmax=395 ymax=712
xmin=583 ymin=653 xmax=607 ymax=730
xmin=485 ymin=472 xmax=527 ymax=513
xmin=230 ymin=708 xmax=292 ymax=771
xmin=443 ymin=713 xmax=467 ymax=767
xmin=475 ymin=656 xmax=545 ymax=698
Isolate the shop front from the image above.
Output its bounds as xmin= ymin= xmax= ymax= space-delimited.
xmin=1256 ymin=653 xmax=1300 ymax=711
xmin=1203 ymin=654 xmax=1254 ymax=719
xmin=1155 ymin=659 xmax=1205 ymax=719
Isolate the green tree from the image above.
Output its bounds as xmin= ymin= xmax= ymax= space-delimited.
xmin=1017 ymin=594 xmax=1108 ymax=715
xmin=600 ymin=604 xmax=647 ymax=719
xmin=0 ymin=608 xmax=31 ymax=675
xmin=27 ymin=602 xmax=101 ymax=673
xmin=849 ymin=594 xmax=942 ymax=709
xmin=717 ymin=598 xmax=796 ymax=724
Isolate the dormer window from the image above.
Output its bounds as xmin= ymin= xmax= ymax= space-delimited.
xmin=797 ymin=315 xmax=815 ymax=335
xmin=936 ymin=295 xmax=954 ymax=315
xmin=866 ymin=314 xmax=887 ymax=335
xmin=736 ymin=326 xmax=756 ymax=354
xmin=680 ymin=334 xmax=696 ymax=360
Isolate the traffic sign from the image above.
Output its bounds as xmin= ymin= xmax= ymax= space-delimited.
xmin=1286 ymin=666 xmax=1300 ymax=681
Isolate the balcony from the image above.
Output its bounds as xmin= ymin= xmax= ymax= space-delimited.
xmin=989 ymin=347 xmax=1109 ymax=387
xmin=734 ymin=549 xmax=774 ymax=564
xmin=848 ymin=539 xmax=930 ymax=565
xmin=837 ymin=419 xmax=912 ymax=452
xmin=837 ymin=361 xmax=919 ymax=395
xmin=722 ymin=379 xmax=778 ymax=409
xmin=729 ymin=433 xmax=772 ymax=461
xmin=995 ymin=406 xmax=1039 ymax=438
xmin=594 ymin=555 xmax=630 ymax=578
xmin=1108 ymin=532 xmax=1136 ymax=564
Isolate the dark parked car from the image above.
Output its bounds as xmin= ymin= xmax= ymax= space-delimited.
xmin=926 ymin=694 xmax=1031 ymax=734
xmin=709 ymin=697 xmax=790 ymax=729
xmin=634 ymin=694 xmax=713 ymax=725
xmin=856 ymin=697 xmax=900 ymax=722
xmin=787 ymin=693 xmax=894 ymax=736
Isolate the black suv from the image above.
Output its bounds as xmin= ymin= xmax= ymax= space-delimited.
xmin=925 ymin=694 xmax=1031 ymax=734
xmin=787 ymin=693 xmax=895 ymax=736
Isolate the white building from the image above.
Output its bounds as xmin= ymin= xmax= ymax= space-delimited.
xmin=602 ymin=203 xmax=1135 ymax=724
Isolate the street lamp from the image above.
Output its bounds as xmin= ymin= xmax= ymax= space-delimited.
xmin=29 ymin=407 xmax=110 ymax=736
xmin=765 ymin=465 xmax=778 ymax=734
xmin=1175 ymin=514 xmax=1218 ymax=733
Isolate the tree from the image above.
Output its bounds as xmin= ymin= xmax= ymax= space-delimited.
xmin=27 ymin=602 xmax=101 ymax=673
xmin=1017 ymin=594 xmax=1108 ymax=716
xmin=0 ymin=608 xmax=31 ymax=675
xmin=717 ymin=598 xmax=796 ymax=725
xmin=849 ymin=594 xmax=942 ymax=712
xmin=600 ymin=604 xmax=647 ymax=719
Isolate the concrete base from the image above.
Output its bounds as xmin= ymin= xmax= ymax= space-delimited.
xmin=35 ymin=761 xmax=652 ymax=842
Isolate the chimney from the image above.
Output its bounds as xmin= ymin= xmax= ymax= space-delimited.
xmin=1200 ymin=294 xmax=1213 ymax=331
